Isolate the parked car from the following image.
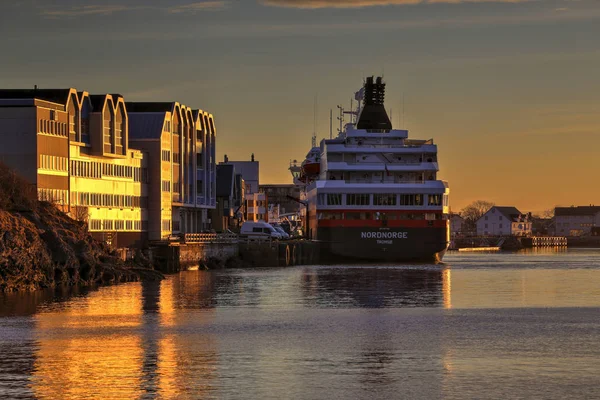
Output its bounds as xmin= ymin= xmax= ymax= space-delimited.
xmin=240 ymin=221 xmax=282 ymax=239
xmin=270 ymin=223 xmax=290 ymax=239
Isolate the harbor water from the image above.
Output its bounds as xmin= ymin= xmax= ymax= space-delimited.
xmin=1 ymin=248 xmax=600 ymax=399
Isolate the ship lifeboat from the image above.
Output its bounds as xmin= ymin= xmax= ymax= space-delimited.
xmin=301 ymin=160 xmax=320 ymax=177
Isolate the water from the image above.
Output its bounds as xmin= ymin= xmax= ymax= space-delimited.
xmin=1 ymin=248 xmax=600 ymax=399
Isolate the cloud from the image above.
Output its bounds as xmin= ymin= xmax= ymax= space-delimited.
xmin=40 ymin=1 xmax=228 ymax=18
xmin=42 ymin=5 xmax=140 ymax=17
xmin=260 ymin=0 xmax=532 ymax=8
xmin=168 ymin=1 xmax=230 ymax=13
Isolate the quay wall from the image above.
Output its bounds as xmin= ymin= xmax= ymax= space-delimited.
xmin=151 ymin=240 xmax=320 ymax=273
xmin=150 ymin=242 xmax=239 ymax=273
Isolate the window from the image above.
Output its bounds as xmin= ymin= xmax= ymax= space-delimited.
xmin=374 ymin=194 xmax=397 ymax=206
xmin=499 ymin=224 xmax=503 ymax=229
xmin=346 ymin=212 xmax=371 ymax=220
xmin=428 ymin=194 xmax=442 ymax=206
xmin=162 ymin=180 xmax=171 ymax=192
xmin=485 ymin=216 xmax=488 ymax=221
xmin=499 ymin=216 xmax=502 ymax=221
xmin=161 ymin=150 xmax=171 ymax=162
xmin=318 ymin=212 xmax=344 ymax=220
xmin=346 ymin=194 xmax=370 ymax=206
xmin=90 ymin=220 xmax=102 ymax=230
xmin=327 ymin=194 xmax=342 ymax=206
xmin=400 ymin=194 xmax=423 ymax=206
xmin=485 ymin=224 xmax=488 ymax=228
xmin=317 ymin=194 xmax=326 ymax=205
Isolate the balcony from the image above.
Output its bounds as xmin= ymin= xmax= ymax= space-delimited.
xmin=326 ymin=143 xmax=437 ymax=153
xmin=327 ymin=161 xmax=438 ymax=172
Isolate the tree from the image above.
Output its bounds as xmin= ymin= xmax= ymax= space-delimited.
xmin=460 ymin=200 xmax=495 ymax=232
xmin=542 ymin=208 xmax=555 ymax=219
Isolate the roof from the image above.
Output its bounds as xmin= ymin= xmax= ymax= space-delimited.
xmin=216 ymin=164 xmax=235 ymax=198
xmin=126 ymin=102 xmax=175 ymax=113
xmin=89 ymin=95 xmax=107 ymax=110
xmin=0 ymin=89 xmax=72 ymax=105
xmin=478 ymin=206 xmax=523 ymax=222
xmin=128 ymin=113 xmax=166 ymax=140
xmin=555 ymin=206 xmax=600 ymax=217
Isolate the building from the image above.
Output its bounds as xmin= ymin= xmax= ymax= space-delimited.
xmin=214 ymin=164 xmax=245 ymax=231
xmin=222 ymin=154 xmax=259 ymax=194
xmin=127 ymin=102 xmax=217 ymax=241
xmin=554 ymin=206 xmax=600 ymax=236
xmin=259 ymin=184 xmax=302 ymax=215
xmin=0 ymin=88 xmax=147 ymax=248
xmin=476 ymin=206 xmax=532 ymax=236
xmin=449 ymin=214 xmax=464 ymax=238
xmin=221 ymin=154 xmax=264 ymax=221
xmin=246 ymin=192 xmax=268 ymax=222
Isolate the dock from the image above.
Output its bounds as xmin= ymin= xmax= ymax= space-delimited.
xmin=457 ymin=247 xmax=501 ymax=252
xmin=521 ymin=236 xmax=567 ymax=247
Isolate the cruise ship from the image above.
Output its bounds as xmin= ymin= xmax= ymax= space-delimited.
xmin=297 ymin=77 xmax=450 ymax=262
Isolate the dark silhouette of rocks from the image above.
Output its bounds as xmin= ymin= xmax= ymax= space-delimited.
xmin=0 ymin=162 xmax=162 ymax=292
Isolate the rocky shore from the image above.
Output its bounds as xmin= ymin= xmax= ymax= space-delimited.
xmin=0 ymin=163 xmax=162 ymax=292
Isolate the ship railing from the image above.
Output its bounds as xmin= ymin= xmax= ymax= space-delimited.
xmin=345 ymin=179 xmax=428 ymax=184
xmin=343 ymin=144 xmax=429 ymax=149
xmin=345 ymin=160 xmax=424 ymax=165
xmin=183 ymin=233 xmax=238 ymax=244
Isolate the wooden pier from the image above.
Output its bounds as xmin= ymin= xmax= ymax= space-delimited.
xmin=521 ymin=236 xmax=567 ymax=248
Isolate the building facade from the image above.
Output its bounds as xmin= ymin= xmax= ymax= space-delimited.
xmin=450 ymin=214 xmax=464 ymax=238
xmin=259 ymin=184 xmax=302 ymax=216
xmin=0 ymin=89 xmax=147 ymax=248
xmin=476 ymin=206 xmax=532 ymax=236
xmin=128 ymin=102 xmax=216 ymax=241
xmin=214 ymin=164 xmax=245 ymax=231
xmin=554 ymin=206 xmax=600 ymax=236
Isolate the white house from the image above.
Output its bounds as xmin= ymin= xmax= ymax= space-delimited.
xmin=554 ymin=206 xmax=600 ymax=236
xmin=476 ymin=206 xmax=532 ymax=236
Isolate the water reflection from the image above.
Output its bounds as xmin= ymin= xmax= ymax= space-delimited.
xmin=17 ymin=276 xmax=220 ymax=399
xmin=2 ymin=250 xmax=600 ymax=399
xmin=300 ymin=266 xmax=450 ymax=308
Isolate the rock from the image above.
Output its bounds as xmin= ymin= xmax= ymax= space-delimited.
xmin=0 ymin=162 xmax=163 ymax=292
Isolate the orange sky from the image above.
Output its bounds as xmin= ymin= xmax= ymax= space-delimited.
xmin=2 ymin=0 xmax=599 ymax=212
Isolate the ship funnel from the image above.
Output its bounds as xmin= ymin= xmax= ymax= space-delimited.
xmin=356 ymin=76 xmax=392 ymax=130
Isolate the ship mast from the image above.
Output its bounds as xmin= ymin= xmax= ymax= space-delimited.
xmin=312 ymin=95 xmax=317 ymax=147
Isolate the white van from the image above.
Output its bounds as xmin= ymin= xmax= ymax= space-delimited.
xmin=240 ymin=221 xmax=282 ymax=239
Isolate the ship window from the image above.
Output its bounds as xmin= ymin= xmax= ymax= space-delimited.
xmin=400 ymin=194 xmax=424 ymax=206
xmin=346 ymin=212 xmax=371 ymax=220
xmin=374 ymin=194 xmax=397 ymax=206
xmin=346 ymin=194 xmax=370 ymax=206
xmin=317 ymin=194 xmax=326 ymax=205
xmin=326 ymin=194 xmax=342 ymax=206
xmin=428 ymin=194 xmax=442 ymax=206
xmin=319 ymin=212 xmax=344 ymax=220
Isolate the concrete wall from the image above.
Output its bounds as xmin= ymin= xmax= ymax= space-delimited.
xmin=0 ymin=107 xmax=40 ymax=184
xmin=152 ymin=242 xmax=239 ymax=272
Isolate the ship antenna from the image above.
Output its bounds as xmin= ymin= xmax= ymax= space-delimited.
xmin=312 ymin=94 xmax=318 ymax=147
xmin=403 ymin=93 xmax=406 ymax=129
xmin=329 ymin=109 xmax=333 ymax=139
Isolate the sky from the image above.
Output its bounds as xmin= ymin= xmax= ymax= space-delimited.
xmin=1 ymin=0 xmax=599 ymax=212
